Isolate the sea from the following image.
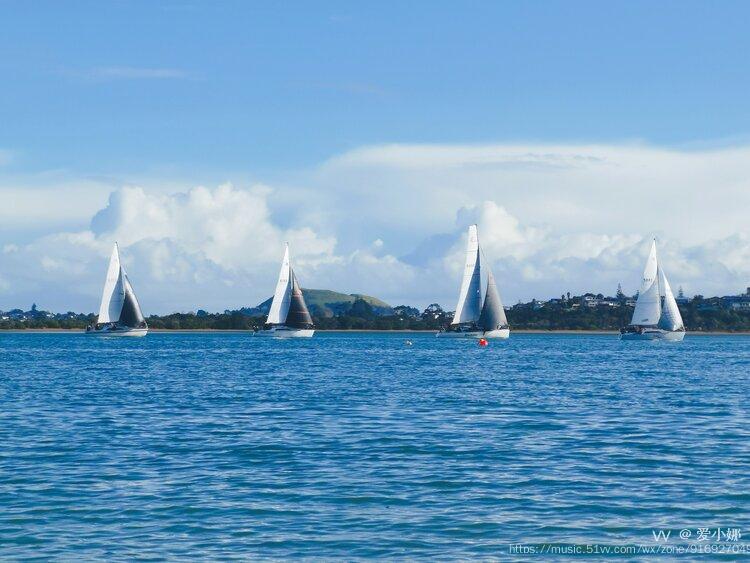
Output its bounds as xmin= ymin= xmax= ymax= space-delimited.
xmin=1 ymin=332 xmax=749 ymax=559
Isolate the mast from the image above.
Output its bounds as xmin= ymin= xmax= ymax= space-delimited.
xmin=452 ymin=225 xmax=483 ymax=325
xmin=655 ymin=240 xmax=661 ymax=312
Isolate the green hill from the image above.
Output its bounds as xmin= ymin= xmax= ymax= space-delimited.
xmin=251 ymin=289 xmax=393 ymax=317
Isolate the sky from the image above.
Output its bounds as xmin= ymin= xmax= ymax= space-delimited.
xmin=1 ymin=1 xmax=750 ymax=313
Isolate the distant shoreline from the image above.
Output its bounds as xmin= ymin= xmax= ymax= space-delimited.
xmin=2 ymin=328 xmax=749 ymax=335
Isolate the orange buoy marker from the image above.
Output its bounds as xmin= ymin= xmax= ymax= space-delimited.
xmin=478 ymin=338 xmax=489 ymax=347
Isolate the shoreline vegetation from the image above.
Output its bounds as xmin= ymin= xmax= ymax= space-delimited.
xmin=3 ymin=290 xmax=750 ymax=333
xmin=3 ymin=328 xmax=750 ymax=335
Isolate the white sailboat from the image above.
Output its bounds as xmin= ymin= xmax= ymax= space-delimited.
xmin=436 ymin=225 xmax=510 ymax=339
xmin=620 ymin=239 xmax=685 ymax=341
xmin=86 ymin=243 xmax=148 ymax=337
xmin=255 ymin=243 xmax=315 ymax=338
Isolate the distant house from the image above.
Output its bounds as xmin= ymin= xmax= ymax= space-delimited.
xmin=722 ymin=288 xmax=750 ymax=311
xmin=582 ymin=294 xmax=619 ymax=308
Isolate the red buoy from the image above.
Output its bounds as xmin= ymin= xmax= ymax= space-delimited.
xmin=478 ymin=338 xmax=488 ymax=347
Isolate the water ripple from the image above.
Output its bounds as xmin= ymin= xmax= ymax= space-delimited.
xmin=1 ymin=332 xmax=749 ymax=558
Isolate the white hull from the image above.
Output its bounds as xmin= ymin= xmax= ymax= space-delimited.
xmin=436 ymin=330 xmax=482 ymax=339
xmin=255 ymin=326 xmax=314 ymax=338
xmin=483 ymin=328 xmax=510 ymax=339
xmin=620 ymin=329 xmax=685 ymax=341
xmin=85 ymin=326 xmax=148 ymax=337
xmin=436 ymin=328 xmax=510 ymax=339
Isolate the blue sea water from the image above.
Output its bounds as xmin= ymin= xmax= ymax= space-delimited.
xmin=0 ymin=332 xmax=749 ymax=559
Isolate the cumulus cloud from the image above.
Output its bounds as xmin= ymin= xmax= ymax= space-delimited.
xmin=0 ymin=183 xmax=343 ymax=312
xmin=89 ymin=183 xmax=336 ymax=270
xmin=0 ymin=142 xmax=749 ymax=313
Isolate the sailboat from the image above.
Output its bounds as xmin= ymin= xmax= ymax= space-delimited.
xmin=436 ymin=224 xmax=510 ymax=339
xmin=255 ymin=243 xmax=315 ymax=338
xmin=86 ymin=243 xmax=148 ymax=336
xmin=620 ymin=239 xmax=685 ymax=341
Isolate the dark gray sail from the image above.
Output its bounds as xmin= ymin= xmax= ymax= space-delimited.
xmin=478 ymin=271 xmax=508 ymax=330
xmin=285 ymin=270 xmax=313 ymax=328
xmin=119 ymin=276 xmax=146 ymax=327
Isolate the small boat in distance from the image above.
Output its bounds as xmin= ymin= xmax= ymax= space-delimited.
xmin=437 ymin=225 xmax=510 ymax=339
xmin=255 ymin=243 xmax=315 ymax=338
xmin=86 ymin=243 xmax=148 ymax=337
xmin=620 ymin=239 xmax=685 ymax=341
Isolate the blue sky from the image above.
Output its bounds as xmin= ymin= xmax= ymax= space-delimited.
xmin=3 ymin=1 xmax=750 ymax=176
xmin=1 ymin=2 xmax=750 ymax=312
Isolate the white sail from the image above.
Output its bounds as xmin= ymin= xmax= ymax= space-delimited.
xmin=452 ymin=225 xmax=482 ymax=325
xmin=97 ymin=243 xmax=126 ymax=323
xmin=630 ymin=240 xmax=661 ymax=326
xmin=266 ymin=244 xmax=292 ymax=325
xmin=658 ymin=267 xmax=684 ymax=331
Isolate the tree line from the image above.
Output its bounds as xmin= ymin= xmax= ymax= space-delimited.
xmin=2 ymin=296 xmax=749 ymax=331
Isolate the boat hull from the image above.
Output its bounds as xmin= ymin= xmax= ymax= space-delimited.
xmin=620 ymin=329 xmax=685 ymax=341
xmin=255 ymin=326 xmax=315 ymax=338
xmin=85 ymin=326 xmax=148 ymax=337
xmin=483 ymin=328 xmax=510 ymax=339
xmin=436 ymin=328 xmax=510 ymax=339
xmin=436 ymin=330 xmax=482 ymax=338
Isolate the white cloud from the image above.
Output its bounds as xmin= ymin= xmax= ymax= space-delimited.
xmin=1 ymin=142 xmax=749 ymax=313
xmin=87 ymin=183 xmax=338 ymax=269
xmin=315 ymin=142 xmax=750 ymax=249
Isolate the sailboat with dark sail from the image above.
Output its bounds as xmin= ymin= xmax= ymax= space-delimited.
xmin=620 ymin=239 xmax=685 ymax=341
xmin=86 ymin=242 xmax=148 ymax=336
xmin=437 ymin=225 xmax=510 ymax=339
xmin=255 ymin=243 xmax=315 ymax=337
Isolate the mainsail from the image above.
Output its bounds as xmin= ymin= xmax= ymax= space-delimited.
xmin=267 ymin=244 xmax=292 ymax=325
xmin=452 ymin=225 xmax=482 ymax=325
xmin=478 ymin=270 xmax=508 ymax=330
xmin=97 ymin=243 xmax=126 ymax=323
xmin=630 ymin=240 xmax=661 ymax=326
xmin=266 ymin=244 xmax=313 ymax=327
xmin=658 ymin=267 xmax=684 ymax=331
